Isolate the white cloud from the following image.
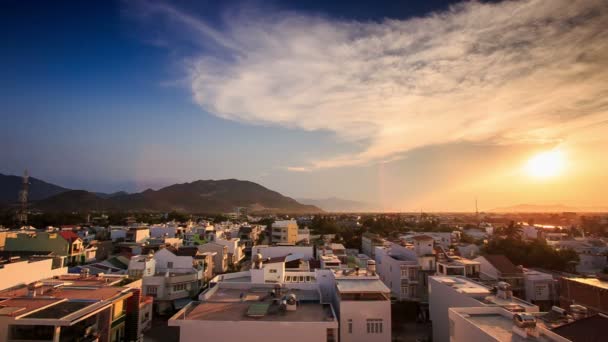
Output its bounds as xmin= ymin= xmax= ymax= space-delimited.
xmin=141 ymin=0 xmax=608 ymax=171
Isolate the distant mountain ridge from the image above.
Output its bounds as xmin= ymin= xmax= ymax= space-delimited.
xmin=297 ymin=197 xmax=378 ymax=212
xmin=488 ymin=203 xmax=608 ymax=213
xmin=0 ymin=173 xmax=321 ymax=214
xmin=0 ymin=173 xmax=70 ymax=202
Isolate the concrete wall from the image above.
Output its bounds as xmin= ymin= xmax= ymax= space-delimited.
xmin=0 ymin=258 xmax=68 ymax=290
xmin=448 ymin=308 xmax=502 ymax=342
xmin=428 ymin=277 xmax=487 ymax=342
xmin=173 ymin=319 xmax=337 ymax=342
xmin=339 ymin=300 xmax=391 ymax=342
xmin=154 ymin=248 xmax=194 ymax=273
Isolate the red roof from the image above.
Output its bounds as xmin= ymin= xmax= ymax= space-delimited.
xmin=58 ymin=231 xmax=80 ymax=243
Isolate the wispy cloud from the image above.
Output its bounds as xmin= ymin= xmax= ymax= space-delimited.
xmin=137 ymin=0 xmax=608 ymax=171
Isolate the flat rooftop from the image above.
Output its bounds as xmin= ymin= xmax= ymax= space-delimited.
xmin=336 ymin=278 xmax=390 ymax=294
xmin=180 ymin=287 xmax=334 ymax=322
xmin=22 ymin=300 xmax=93 ymax=319
xmin=565 ymin=277 xmax=608 ymax=290
xmin=466 ymin=313 xmax=523 ymax=342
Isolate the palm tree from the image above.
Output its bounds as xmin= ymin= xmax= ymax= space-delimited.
xmin=500 ymin=221 xmax=522 ymax=240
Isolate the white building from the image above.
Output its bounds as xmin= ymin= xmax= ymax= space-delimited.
xmin=252 ymin=245 xmax=314 ymax=261
xmin=375 ymin=243 xmax=420 ymax=301
xmin=429 ymin=276 xmax=539 ymax=342
xmin=523 ymin=269 xmax=557 ymax=310
xmin=448 ymin=305 xmax=606 ymax=342
xmin=128 ymin=254 xmax=156 ymax=280
xmin=142 ymin=248 xmax=206 ymax=313
xmin=212 ymin=237 xmax=244 ymax=266
xmin=169 ymin=257 xmax=391 ymax=342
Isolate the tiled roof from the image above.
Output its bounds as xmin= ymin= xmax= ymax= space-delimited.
xmin=58 ymin=231 xmax=80 ymax=243
xmin=482 ymin=255 xmax=522 ymax=275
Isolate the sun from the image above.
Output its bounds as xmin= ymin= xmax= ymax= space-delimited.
xmin=524 ymin=150 xmax=565 ymax=179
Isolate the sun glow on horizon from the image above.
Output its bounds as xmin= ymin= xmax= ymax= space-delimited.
xmin=524 ymin=150 xmax=565 ymax=179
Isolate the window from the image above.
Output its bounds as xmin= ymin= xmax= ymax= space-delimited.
xmin=269 ymin=269 xmax=278 ymax=273
xmin=348 ymin=319 xmax=353 ymax=334
xmin=366 ymin=319 xmax=383 ymax=334
xmin=146 ymin=286 xmax=157 ymax=296
xmin=401 ymin=286 xmax=408 ymax=295
xmin=285 ymin=276 xmax=292 ymax=282
xmin=326 ymin=328 xmax=336 ymax=342
xmin=167 ymin=261 xmax=174 ymax=269
xmin=173 ymin=283 xmax=187 ymax=292
xmin=305 ymin=276 xmax=311 ymax=282
xmin=299 ymin=276 xmax=304 ymax=282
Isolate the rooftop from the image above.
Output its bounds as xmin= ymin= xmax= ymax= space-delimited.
xmin=563 ymin=277 xmax=608 ymax=290
xmin=176 ymin=287 xmax=334 ymax=323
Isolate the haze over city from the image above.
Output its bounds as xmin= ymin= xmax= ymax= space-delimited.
xmin=2 ymin=0 xmax=608 ymax=211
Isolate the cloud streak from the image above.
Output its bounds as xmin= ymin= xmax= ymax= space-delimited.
xmin=140 ymin=0 xmax=608 ymax=171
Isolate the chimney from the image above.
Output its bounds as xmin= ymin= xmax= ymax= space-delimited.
xmin=367 ymin=260 xmax=376 ymax=276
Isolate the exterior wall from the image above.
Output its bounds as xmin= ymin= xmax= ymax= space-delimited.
xmin=0 ymin=231 xmax=6 ymax=250
xmin=252 ymin=245 xmax=314 ymax=261
xmin=375 ymin=245 xmax=419 ymax=301
xmin=214 ymin=238 xmax=243 ymax=265
xmin=339 ymin=300 xmax=391 ymax=342
xmin=0 ymin=258 xmax=68 ymax=290
xmin=128 ymin=256 xmax=156 ymax=279
xmin=474 ymin=256 xmax=500 ymax=279
xmin=414 ymin=239 xmax=434 ymax=256
xmin=429 ymin=277 xmax=487 ymax=342
xmin=5 ymin=232 xmax=69 ymax=256
xmin=111 ymin=229 xmax=127 ymax=241
xmin=559 ymin=278 xmax=608 ymax=314
xmin=362 ymin=234 xmax=385 ymax=258
xmin=198 ymin=243 xmax=228 ymax=274
xmin=154 ymin=249 xmax=194 ymax=273
xmin=150 ymin=226 xmax=178 ymax=238
xmin=448 ymin=308 xmax=506 ymax=342
xmin=271 ymin=220 xmax=298 ymax=245
xmin=173 ymin=320 xmax=337 ymax=342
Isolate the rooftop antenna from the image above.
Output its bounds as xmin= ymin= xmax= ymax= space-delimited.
xmin=17 ymin=170 xmax=29 ymax=225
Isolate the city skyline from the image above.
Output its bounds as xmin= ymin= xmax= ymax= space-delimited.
xmin=2 ymin=0 xmax=608 ymax=211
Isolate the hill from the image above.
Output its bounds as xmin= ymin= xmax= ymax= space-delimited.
xmin=0 ymin=173 xmax=69 ymax=202
xmin=34 ymin=179 xmax=321 ymax=214
xmin=297 ymin=197 xmax=378 ymax=212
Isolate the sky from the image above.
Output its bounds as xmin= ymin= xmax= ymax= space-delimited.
xmin=1 ymin=0 xmax=607 ymax=211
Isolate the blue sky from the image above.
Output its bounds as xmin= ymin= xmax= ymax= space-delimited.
xmin=2 ymin=0 xmax=607 ymax=211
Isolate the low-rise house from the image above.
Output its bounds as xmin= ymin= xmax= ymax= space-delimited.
xmin=169 ymin=256 xmax=391 ymax=342
xmin=5 ymin=231 xmax=86 ymax=265
xmin=128 ymin=254 xmax=156 ymax=280
xmin=212 ymin=237 xmax=244 ymax=267
xmin=429 ymin=276 xmax=539 ymax=342
xmin=197 ymin=243 xmax=228 ymax=274
xmin=142 ymin=248 xmax=206 ymax=314
xmin=362 ymin=233 xmax=386 ymax=259
xmin=375 ymin=243 xmax=421 ymax=301
xmin=436 ymin=256 xmax=481 ymax=278
xmin=474 ymin=254 xmax=525 ymax=297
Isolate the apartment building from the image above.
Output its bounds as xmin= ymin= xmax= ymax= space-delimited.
xmin=361 ymin=233 xmax=386 ymax=259
xmin=474 ymin=254 xmax=525 ymax=297
xmin=169 ymin=256 xmax=391 ymax=342
xmin=375 ymin=243 xmax=420 ymax=301
xmin=141 ymin=248 xmax=206 ymax=313
xmin=429 ymin=276 xmax=539 ymax=342
xmin=238 ymin=225 xmax=263 ymax=254
xmin=212 ymin=237 xmax=244 ymax=267
xmin=197 ymin=242 xmax=228 ymax=274
xmin=271 ymin=219 xmax=299 ymax=245
xmin=4 ymin=231 xmax=85 ymax=265
xmin=0 ymin=273 xmax=151 ymax=342
xmin=448 ymin=306 xmax=607 ymax=342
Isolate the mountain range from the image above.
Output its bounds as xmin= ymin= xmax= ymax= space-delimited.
xmin=296 ymin=197 xmax=379 ymax=212
xmin=0 ymin=173 xmax=321 ymax=214
xmin=487 ymin=203 xmax=608 ymax=213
